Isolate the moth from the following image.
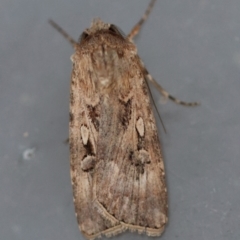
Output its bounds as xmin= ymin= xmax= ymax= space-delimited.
xmin=49 ymin=0 xmax=198 ymax=239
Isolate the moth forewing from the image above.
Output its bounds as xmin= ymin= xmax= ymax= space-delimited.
xmin=68 ymin=18 xmax=168 ymax=239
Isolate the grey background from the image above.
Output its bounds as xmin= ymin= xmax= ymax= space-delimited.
xmin=1 ymin=0 xmax=240 ymax=240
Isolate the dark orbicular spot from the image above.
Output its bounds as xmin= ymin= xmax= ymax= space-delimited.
xmin=87 ymin=105 xmax=100 ymax=131
xmin=119 ymin=98 xmax=132 ymax=130
xmin=129 ymin=150 xmax=134 ymax=161
xmin=137 ymin=135 xmax=145 ymax=150
xmin=85 ymin=139 xmax=94 ymax=156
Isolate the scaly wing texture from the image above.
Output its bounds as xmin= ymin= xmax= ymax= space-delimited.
xmin=69 ymin=22 xmax=167 ymax=239
xmin=93 ymin=56 xmax=168 ymax=236
xmin=69 ymin=52 xmax=124 ymax=239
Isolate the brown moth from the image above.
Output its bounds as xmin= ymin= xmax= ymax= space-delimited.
xmin=49 ymin=0 xmax=199 ymax=239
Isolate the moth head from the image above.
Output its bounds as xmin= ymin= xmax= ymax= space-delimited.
xmin=79 ymin=19 xmax=126 ymax=43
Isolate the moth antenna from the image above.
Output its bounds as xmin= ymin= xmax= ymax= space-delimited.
xmin=127 ymin=0 xmax=157 ymax=40
xmin=48 ymin=19 xmax=78 ymax=48
xmin=146 ymin=73 xmax=200 ymax=106
xmin=145 ymin=78 xmax=167 ymax=134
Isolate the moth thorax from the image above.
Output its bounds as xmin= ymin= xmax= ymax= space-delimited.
xmin=92 ymin=45 xmax=121 ymax=89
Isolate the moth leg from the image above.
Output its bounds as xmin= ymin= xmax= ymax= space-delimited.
xmin=127 ymin=0 xmax=157 ymax=41
xmin=145 ymin=71 xmax=200 ymax=106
